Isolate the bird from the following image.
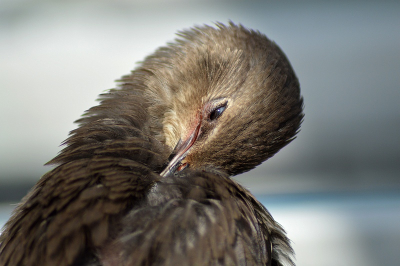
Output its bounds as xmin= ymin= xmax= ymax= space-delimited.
xmin=0 ymin=22 xmax=303 ymax=266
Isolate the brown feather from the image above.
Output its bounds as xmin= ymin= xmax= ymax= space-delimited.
xmin=0 ymin=22 xmax=302 ymax=266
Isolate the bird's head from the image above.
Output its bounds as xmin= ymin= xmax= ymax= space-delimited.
xmin=137 ymin=23 xmax=304 ymax=177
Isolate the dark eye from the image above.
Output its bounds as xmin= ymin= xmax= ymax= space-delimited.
xmin=209 ymin=104 xmax=227 ymax=121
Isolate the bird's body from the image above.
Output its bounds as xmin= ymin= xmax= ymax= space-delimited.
xmin=0 ymin=23 xmax=303 ymax=266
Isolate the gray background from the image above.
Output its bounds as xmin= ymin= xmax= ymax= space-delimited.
xmin=1 ymin=1 xmax=399 ymax=265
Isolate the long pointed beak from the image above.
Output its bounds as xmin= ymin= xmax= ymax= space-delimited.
xmin=160 ymin=122 xmax=201 ymax=177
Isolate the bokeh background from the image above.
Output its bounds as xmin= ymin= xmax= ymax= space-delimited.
xmin=1 ymin=0 xmax=399 ymax=265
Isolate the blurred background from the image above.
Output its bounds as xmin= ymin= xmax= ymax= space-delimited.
xmin=1 ymin=0 xmax=399 ymax=265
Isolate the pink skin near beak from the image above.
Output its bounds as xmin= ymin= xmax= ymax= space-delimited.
xmin=160 ymin=119 xmax=202 ymax=177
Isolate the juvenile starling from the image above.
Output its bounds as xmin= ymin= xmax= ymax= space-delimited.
xmin=0 ymin=22 xmax=303 ymax=266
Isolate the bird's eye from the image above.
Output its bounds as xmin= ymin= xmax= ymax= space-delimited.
xmin=209 ymin=104 xmax=227 ymax=121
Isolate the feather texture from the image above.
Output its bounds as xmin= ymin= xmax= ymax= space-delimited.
xmin=0 ymin=22 xmax=302 ymax=266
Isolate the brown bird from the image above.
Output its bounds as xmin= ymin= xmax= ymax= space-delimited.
xmin=0 ymin=23 xmax=303 ymax=266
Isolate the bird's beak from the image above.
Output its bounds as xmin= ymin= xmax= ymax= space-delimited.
xmin=160 ymin=121 xmax=201 ymax=177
